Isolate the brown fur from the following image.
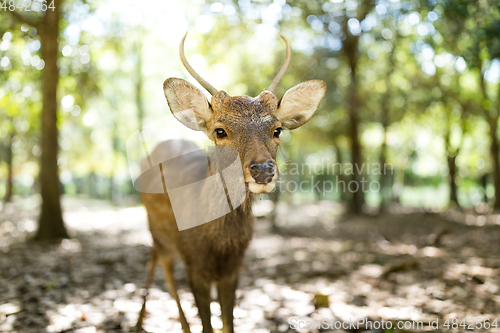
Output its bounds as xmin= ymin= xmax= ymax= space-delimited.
xmin=139 ymin=77 xmax=326 ymax=333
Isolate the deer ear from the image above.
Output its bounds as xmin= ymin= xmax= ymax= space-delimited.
xmin=163 ymin=78 xmax=212 ymax=131
xmin=275 ymin=80 xmax=326 ymax=130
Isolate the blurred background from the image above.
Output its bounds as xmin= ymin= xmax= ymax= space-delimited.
xmin=1 ymin=0 xmax=500 ymax=332
xmin=1 ymin=0 xmax=500 ymax=220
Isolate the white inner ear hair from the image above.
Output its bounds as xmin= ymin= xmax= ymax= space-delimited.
xmin=174 ymin=108 xmax=200 ymax=130
xmin=277 ymin=81 xmax=326 ymax=128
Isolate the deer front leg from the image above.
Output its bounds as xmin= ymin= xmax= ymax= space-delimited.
xmin=187 ymin=270 xmax=213 ymax=333
xmin=217 ymin=274 xmax=238 ymax=333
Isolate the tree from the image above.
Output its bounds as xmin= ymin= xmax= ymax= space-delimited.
xmin=3 ymin=126 xmax=14 ymax=203
xmin=279 ymin=0 xmax=375 ymax=213
xmin=341 ymin=1 xmax=375 ymax=214
xmin=9 ymin=0 xmax=69 ymax=239
xmin=1 ymin=26 xmax=42 ymax=205
xmin=435 ymin=0 xmax=500 ymax=209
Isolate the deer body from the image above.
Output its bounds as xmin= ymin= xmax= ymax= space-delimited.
xmin=139 ymin=33 xmax=326 ymax=333
xmin=142 ymin=141 xmax=254 ymax=282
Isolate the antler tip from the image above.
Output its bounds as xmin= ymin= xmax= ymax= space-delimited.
xmin=268 ymin=32 xmax=292 ymax=93
xmin=179 ymin=31 xmax=218 ymax=96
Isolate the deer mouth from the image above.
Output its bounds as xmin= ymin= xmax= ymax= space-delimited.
xmin=247 ymin=173 xmax=278 ymax=194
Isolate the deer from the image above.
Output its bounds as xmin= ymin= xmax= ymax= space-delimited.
xmin=136 ymin=32 xmax=326 ymax=333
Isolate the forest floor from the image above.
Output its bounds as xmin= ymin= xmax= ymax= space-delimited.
xmin=0 ymin=197 xmax=500 ymax=333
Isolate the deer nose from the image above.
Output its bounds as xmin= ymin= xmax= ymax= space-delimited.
xmin=249 ymin=162 xmax=275 ymax=184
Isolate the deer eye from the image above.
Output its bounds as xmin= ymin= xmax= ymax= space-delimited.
xmin=274 ymin=127 xmax=282 ymax=138
xmin=215 ymin=128 xmax=227 ymax=139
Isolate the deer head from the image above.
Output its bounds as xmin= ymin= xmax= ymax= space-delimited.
xmin=163 ymin=32 xmax=326 ymax=194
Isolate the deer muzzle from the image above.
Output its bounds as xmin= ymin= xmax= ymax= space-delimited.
xmin=249 ymin=162 xmax=275 ymax=184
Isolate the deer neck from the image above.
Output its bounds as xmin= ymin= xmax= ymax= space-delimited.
xmin=201 ymin=191 xmax=255 ymax=254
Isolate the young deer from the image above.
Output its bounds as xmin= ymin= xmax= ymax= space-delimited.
xmin=138 ymin=32 xmax=326 ymax=333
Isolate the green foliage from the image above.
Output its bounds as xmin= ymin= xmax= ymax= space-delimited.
xmin=1 ymin=0 xmax=499 ymax=208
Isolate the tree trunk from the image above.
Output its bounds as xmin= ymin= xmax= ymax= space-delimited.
xmin=35 ymin=0 xmax=69 ymax=240
xmin=447 ymin=155 xmax=459 ymax=207
xmin=392 ymin=168 xmax=403 ymax=203
xmin=3 ymin=132 xmax=14 ymax=203
xmin=268 ymin=189 xmax=280 ymax=233
xmin=344 ymin=39 xmax=364 ymax=214
xmin=378 ymin=41 xmax=396 ymax=214
xmin=349 ymin=87 xmax=364 ymax=214
xmin=490 ymin=117 xmax=500 ymax=210
xmin=378 ymin=126 xmax=390 ymax=213
xmin=333 ymin=143 xmax=347 ymax=202
xmin=481 ymin=173 xmax=489 ymax=204
xmin=444 ymin=117 xmax=460 ymax=208
xmin=493 ymin=82 xmax=500 ymax=210
xmin=478 ymin=59 xmax=500 ymax=210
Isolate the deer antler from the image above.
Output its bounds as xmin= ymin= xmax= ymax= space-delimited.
xmin=179 ymin=32 xmax=219 ymax=96
xmin=268 ymin=33 xmax=291 ymax=93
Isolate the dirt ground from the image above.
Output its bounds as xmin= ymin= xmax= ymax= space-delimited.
xmin=0 ymin=197 xmax=499 ymax=333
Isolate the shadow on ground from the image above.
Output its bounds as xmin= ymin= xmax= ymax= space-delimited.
xmin=0 ymin=198 xmax=499 ymax=332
